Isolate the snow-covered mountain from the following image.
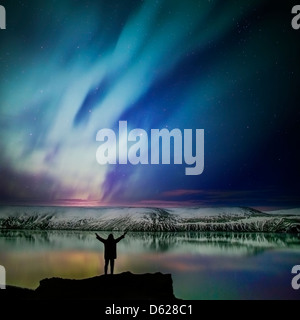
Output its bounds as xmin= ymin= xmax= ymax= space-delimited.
xmin=0 ymin=206 xmax=299 ymax=233
xmin=265 ymin=208 xmax=300 ymax=216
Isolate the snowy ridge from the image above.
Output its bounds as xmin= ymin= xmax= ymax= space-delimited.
xmin=265 ymin=208 xmax=300 ymax=216
xmin=0 ymin=206 xmax=299 ymax=233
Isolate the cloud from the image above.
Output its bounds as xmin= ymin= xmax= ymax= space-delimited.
xmin=136 ymin=199 xmax=205 ymax=207
xmin=162 ymin=189 xmax=205 ymax=197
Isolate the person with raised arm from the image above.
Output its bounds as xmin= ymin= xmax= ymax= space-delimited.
xmin=95 ymin=231 xmax=127 ymax=275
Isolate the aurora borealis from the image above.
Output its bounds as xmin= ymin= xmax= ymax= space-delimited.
xmin=0 ymin=0 xmax=299 ymax=208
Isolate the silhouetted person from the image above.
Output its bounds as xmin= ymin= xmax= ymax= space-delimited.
xmin=95 ymin=231 xmax=127 ymax=275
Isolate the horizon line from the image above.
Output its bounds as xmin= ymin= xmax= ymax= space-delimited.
xmin=0 ymin=200 xmax=298 ymax=212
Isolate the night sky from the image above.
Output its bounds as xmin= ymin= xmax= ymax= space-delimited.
xmin=0 ymin=0 xmax=299 ymax=209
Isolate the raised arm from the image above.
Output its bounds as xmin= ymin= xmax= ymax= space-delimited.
xmin=115 ymin=231 xmax=127 ymax=243
xmin=95 ymin=233 xmax=105 ymax=243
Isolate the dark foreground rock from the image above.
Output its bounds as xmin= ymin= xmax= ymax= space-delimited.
xmin=0 ymin=272 xmax=178 ymax=300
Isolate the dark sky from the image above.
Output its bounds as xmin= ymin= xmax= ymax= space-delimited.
xmin=0 ymin=0 xmax=299 ymax=209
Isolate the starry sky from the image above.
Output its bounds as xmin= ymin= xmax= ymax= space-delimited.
xmin=0 ymin=0 xmax=299 ymax=209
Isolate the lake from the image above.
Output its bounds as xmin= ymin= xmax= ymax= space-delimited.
xmin=0 ymin=230 xmax=300 ymax=300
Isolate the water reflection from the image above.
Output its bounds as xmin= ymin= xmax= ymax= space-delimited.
xmin=1 ymin=230 xmax=300 ymax=299
xmin=1 ymin=230 xmax=299 ymax=255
